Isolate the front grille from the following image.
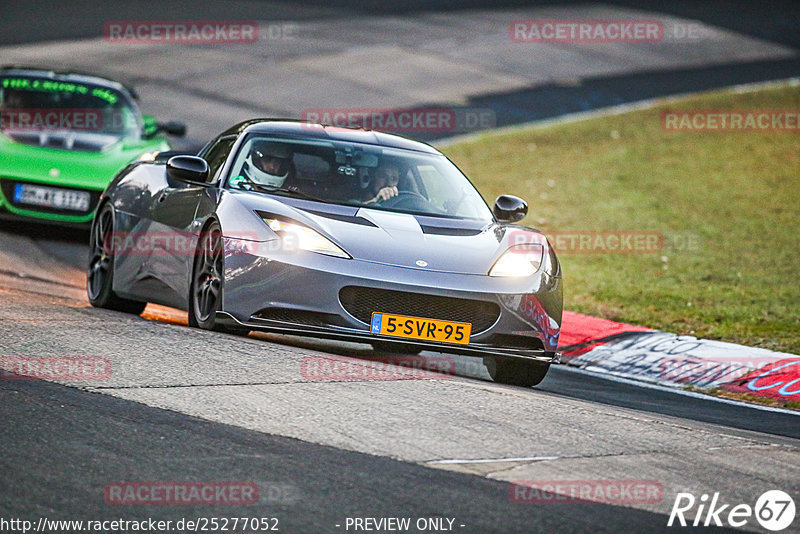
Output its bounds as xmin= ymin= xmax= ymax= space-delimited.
xmin=339 ymin=286 xmax=500 ymax=334
xmin=252 ymin=308 xmax=347 ymax=327
xmin=1 ymin=178 xmax=100 ymax=217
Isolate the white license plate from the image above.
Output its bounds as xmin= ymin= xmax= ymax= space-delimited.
xmin=13 ymin=184 xmax=90 ymax=212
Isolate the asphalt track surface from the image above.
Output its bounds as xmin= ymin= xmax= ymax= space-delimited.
xmin=3 ymin=266 xmax=799 ymax=534
xmin=1 ymin=371 xmax=743 ymax=534
xmin=2 ymin=2 xmax=800 ymax=533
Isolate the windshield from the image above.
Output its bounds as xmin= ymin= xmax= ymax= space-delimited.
xmin=0 ymin=76 xmax=140 ymax=138
xmin=227 ymin=135 xmax=493 ymax=220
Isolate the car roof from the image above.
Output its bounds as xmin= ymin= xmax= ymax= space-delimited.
xmin=220 ymin=119 xmax=442 ymax=155
xmin=0 ymin=66 xmax=138 ymax=99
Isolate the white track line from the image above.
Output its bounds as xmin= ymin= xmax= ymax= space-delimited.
xmin=427 ymin=456 xmax=559 ymax=465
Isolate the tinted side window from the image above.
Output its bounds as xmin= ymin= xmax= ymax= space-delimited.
xmin=202 ymin=136 xmax=236 ymax=182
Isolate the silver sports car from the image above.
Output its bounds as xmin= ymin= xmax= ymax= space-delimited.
xmin=87 ymin=120 xmax=562 ymax=386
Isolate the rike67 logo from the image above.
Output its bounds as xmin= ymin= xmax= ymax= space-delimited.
xmin=668 ymin=490 xmax=795 ymax=531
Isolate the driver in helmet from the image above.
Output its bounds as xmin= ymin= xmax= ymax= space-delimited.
xmin=363 ymin=162 xmax=401 ymax=205
xmin=241 ymin=140 xmax=295 ymax=187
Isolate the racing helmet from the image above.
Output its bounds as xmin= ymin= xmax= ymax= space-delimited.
xmin=245 ymin=140 xmax=293 ymax=187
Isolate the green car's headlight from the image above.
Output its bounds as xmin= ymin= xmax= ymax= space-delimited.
xmin=489 ymin=243 xmax=544 ymax=277
xmin=263 ymin=217 xmax=350 ymax=259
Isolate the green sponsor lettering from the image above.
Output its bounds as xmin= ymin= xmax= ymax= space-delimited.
xmin=1 ymin=77 xmax=119 ymax=103
xmin=91 ymin=88 xmax=118 ymax=105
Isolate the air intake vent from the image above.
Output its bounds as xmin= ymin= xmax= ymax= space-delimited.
xmin=339 ymin=286 xmax=500 ymax=334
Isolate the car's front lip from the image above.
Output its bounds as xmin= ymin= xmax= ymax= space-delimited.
xmin=214 ymin=310 xmax=559 ymax=363
xmin=0 ymin=177 xmax=102 ymax=224
xmin=222 ymin=246 xmax=563 ymax=355
xmin=0 ymin=132 xmax=171 ymax=223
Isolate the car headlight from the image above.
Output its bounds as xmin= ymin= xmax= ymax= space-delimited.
xmin=489 ymin=243 xmax=544 ymax=277
xmin=262 ymin=217 xmax=350 ymax=259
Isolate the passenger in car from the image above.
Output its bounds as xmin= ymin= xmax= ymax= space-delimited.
xmin=362 ymin=162 xmax=402 ymax=205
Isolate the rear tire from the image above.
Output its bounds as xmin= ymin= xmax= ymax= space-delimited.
xmin=486 ymin=357 xmax=549 ymax=387
xmin=188 ymin=221 xmax=249 ymax=336
xmin=87 ymin=204 xmax=147 ymax=315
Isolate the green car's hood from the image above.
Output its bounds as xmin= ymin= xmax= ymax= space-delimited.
xmin=0 ymin=131 xmax=170 ymax=190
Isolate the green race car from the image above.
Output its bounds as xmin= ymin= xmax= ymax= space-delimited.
xmin=0 ymin=66 xmax=186 ymax=225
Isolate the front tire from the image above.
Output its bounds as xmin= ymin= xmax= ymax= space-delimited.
xmin=87 ymin=204 xmax=147 ymax=315
xmin=188 ymin=222 xmax=249 ymax=335
xmin=485 ymin=357 xmax=549 ymax=387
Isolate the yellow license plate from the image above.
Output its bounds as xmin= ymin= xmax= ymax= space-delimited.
xmin=370 ymin=312 xmax=471 ymax=345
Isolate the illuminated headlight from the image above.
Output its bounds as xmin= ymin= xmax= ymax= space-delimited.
xmin=138 ymin=152 xmax=157 ymax=161
xmin=489 ymin=243 xmax=544 ymax=277
xmin=262 ymin=218 xmax=350 ymax=259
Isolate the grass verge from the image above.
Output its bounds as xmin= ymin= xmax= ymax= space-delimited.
xmin=442 ymin=82 xmax=800 ymax=354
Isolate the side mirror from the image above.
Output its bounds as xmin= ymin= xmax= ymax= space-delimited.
xmin=142 ymin=115 xmax=187 ymax=138
xmin=159 ymin=121 xmax=187 ymax=137
xmin=493 ymin=194 xmax=528 ymax=223
xmin=142 ymin=115 xmax=158 ymax=138
xmin=166 ymin=155 xmax=209 ymax=183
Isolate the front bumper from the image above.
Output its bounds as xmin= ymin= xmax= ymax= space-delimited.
xmin=216 ymin=310 xmax=559 ymax=363
xmin=0 ymin=177 xmax=101 ymax=225
xmin=222 ymin=243 xmax=563 ymax=361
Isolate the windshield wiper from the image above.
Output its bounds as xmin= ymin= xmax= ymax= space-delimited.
xmin=242 ymin=181 xmax=328 ymax=204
